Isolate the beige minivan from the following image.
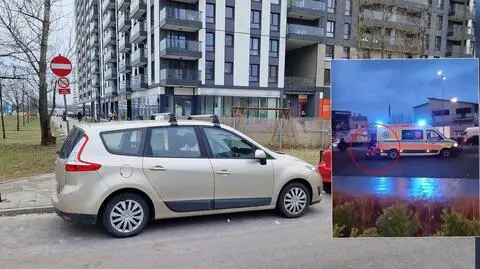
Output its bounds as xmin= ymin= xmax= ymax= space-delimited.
xmin=52 ymin=115 xmax=322 ymax=237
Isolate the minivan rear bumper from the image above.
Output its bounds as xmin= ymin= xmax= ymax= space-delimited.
xmin=54 ymin=207 xmax=97 ymax=225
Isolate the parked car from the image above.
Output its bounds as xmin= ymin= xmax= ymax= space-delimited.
xmin=317 ymin=145 xmax=332 ymax=194
xmin=462 ymin=127 xmax=479 ymax=146
xmin=52 ymin=114 xmax=322 ymax=237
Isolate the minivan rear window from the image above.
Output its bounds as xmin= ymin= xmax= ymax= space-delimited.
xmin=100 ymin=128 xmax=145 ymax=156
xmin=58 ymin=127 xmax=84 ymax=159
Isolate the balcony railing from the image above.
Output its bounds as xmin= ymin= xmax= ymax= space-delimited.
xmin=130 ymin=0 xmax=147 ymax=19
xmin=287 ymin=24 xmax=324 ymax=39
xmin=284 ymin=76 xmax=316 ymax=88
xmin=131 ymin=48 xmax=148 ymax=66
xmin=119 ymin=35 xmax=131 ymax=52
xmin=363 ymin=9 xmax=423 ymax=29
xmin=120 ymin=80 xmax=131 ymax=91
xmin=159 ymin=39 xmax=201 ymax=59
xmin=131 ymin=22 xmax=147 ymax=42
xmin=159 ymin=7 xmax=202 ymax=31
xmin=132 ymin=74 xmax=148 ymax=90
xmin=287 ymin=0 xmax=326 ymax=11
xmin=103 ymin=11 xmax=115 ymax=29
xmin=119 ymin=12 xmax=131 ymax=32
xmin=104 ymin=68 xmax=117 ymax=80
xmin=160 ymin=69 xmax=201 ymax=86
xmin=119 ymin=58 xmax=131 ymax=72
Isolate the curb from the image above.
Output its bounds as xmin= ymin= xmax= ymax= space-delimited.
xmin=0 ymin=173 xmax=55 ymax=185
xmin=0 ymin=206 xmax=54 ymax=216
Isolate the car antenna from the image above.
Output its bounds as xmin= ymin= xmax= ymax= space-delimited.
xmin=212 ymin=115 xmax=220 ymax=127
xmin=169 ymin=113 xmax=178 ymax=126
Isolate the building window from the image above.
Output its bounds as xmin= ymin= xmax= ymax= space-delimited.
xmin=269 ymin=39 xmax=279 ymax=57
xmin=324 ymin=69 xmax=331 ymax=85
xmin=270 ymin=13 xmax=280 ymax=32
xmin=226 ymin=6 xmax=234 ymax=19
xmin=344 ymin=23 xmax=350 ymax=39
xmin=206 ymin=32 xmax=215 ymax=51
xmin=269 ymin=65 xmax=278 ymax=83
xmin=435 ymin=36 xmax=441 ymax=50
xmin=436 ymin=15 xmax=442 ymax=31
xmin=225 ymin=62 xmax=233 ymax=74
xmin=345 ymin=0 xmax=351 ymax=16
xmin=343 ymin=47 xmax=350 ymax=59
xmin=327 ymin=21 xmax=335 ymax=38
xmin=225 ymin=34 xmax=234 ymax=47
xmin=250 ymin=64 xmax=259 ymax=82
xmin=206 ymin=3 xmax=215 ymax=24
xmin=250 ymin=37 xmax=260 ymax=56
xmin=206 ymin=61 xmax=215 ymax=80
xmin=271 ymin=0 xmax=280 ymax=4
xmin=402 ymin=130 xmax=424 ymax=140
xmin=325 ymin=45 xmax=334 ymax=60
xmin=437 ymin=0 xmax=443 ymax=8
xmin=251 ymin=10 xmax=261 ymax=29
xmin=327 ymin=0 xmax=335 ymax=13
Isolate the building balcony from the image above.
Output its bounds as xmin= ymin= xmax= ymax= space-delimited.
xmin=284 ymin=76 xmax=316 ymax=88
xmin=102 ymin=0 xmax=115 ymax=13
xmin=104 ymin=68 xmax=117 ymax=80
xmin=286 ymin=24 xmax=324 ymax=49
xmin=103 ymin=11 xmax=115 ymax=29
xmin=360 ymin=35 xmax=416 ymax=53
xmin=446 ymin=44 xmax=474 ymax=57
xmin=120 ymin=80 xmax=132 ymax=93
xmin=91 ymin=76 xmax=100 ymax=87
xmin=90 ymin=63 xmax=100 ymax=74
xmin=159 ymin=39 xmax=202 ymax=60
xmin=104 ymin=49 xmax=116 ymax=63
xmin=105 ymin=83 xmax=118 ymax=97
xmin=88 ymin=0 xmax=97 ymax=7
xmin=89 ymin=51 xmax=99 ymax=61
xmin=119 ymin=35 xmax=131 ymax=53
xmin=131 ymin=22 xmax=147 ymax=44
xmin=287 ymin=0 xmax=326 ymax=20
xmin=131 ymin=74 xmax=148 ymax=91
xmin=117 ymin=0 xmax=131 ymax=11
xmin=363 ymin=10 xmax=424 ymax=32
xmin=362 ymin=0 xmax=429 ymax=11
xmin=449 ymin=5 xmax=475 ymax=22
xmin=130 ymin=0 xmax=147 ymax=20
xmin=119 ymin=58 xmax=131 ymax=73
xmin=88 ymin=8 xmax=98 ymax=21
xmin=131 ymin=48 xmax=148 ymax=67
xmin=89 ymin=37 xmax=99 ymax=48
xmin=159 ymin=7 xmax=202 ymax=32
xmin=118 ymin=12 xmax=131 ymax=32
xmin=89 ymin=22 xmax=98 ymax=34
xmin=447 ymin=25 xmax=475 ymax=41
xmin=103 ymin=31 xmax=116 ymax=47
xmin=159 ymin=69 xmax=201 ymax=87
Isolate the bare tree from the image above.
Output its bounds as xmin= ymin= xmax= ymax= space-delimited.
xmin=5 ymin=82 xmax=22 ymax=131
xmin=0 ymin=0 xmax=58 ymax=145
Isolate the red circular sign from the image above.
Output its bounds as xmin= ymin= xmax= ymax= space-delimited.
xmin=50 ymin=55 xmax=72 ymax=77
xmin=57 ymin=77 xmax=70 ymax=88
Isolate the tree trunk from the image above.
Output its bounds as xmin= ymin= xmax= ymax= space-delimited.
xmin=0 ymin=82 xmax=5 ymax=139
xmin=22 ymin=90 xmax=25 ymax=126
xmin=16 ymin=102 xmax=19 ymax=131
xmin=38 ymin=0 xmax=54 ymax=146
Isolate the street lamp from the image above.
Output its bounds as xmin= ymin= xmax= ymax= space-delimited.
xmin=437 ymin=70 xmax=448 ymax=136
xmin=450 ymin=97 xmax=458 ymax=103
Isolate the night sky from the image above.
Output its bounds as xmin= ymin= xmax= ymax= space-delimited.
xmin=331 ymin=59 xmax=479 ymax=123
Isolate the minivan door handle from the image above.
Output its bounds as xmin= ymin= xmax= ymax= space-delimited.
xmin=216 ymin=170 xmax=231 ymax=175
xmin=149 ymin=165 xmax=166 ymax=171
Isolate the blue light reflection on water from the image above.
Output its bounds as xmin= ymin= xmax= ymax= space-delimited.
xmin=333 ymin=176 xmax=479 ymax=201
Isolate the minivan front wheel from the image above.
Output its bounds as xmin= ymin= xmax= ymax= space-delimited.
xmin=277 ymin=182 xmax=310 ymax=218
xmin=102 ymin=193 xmax=150 ymax=238
xmin=440 ymin=149 xmax=451 ymax=158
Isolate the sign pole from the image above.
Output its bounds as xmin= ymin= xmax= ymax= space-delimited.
xmin=63 ymin=92 xmax=70 ymax=133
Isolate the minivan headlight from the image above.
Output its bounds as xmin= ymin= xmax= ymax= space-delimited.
xmin=453 ymin=142 xmax=458 ymax=147
xmin=305 ymin=164 xmax=316 ymax=172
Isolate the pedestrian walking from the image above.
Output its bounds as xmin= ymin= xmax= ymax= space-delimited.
xmin=108 ymin=111 xmax=112 ymax=122
xmin=76 ymin=111 xmax=83 ymax=122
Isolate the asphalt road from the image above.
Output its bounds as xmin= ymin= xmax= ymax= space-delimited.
xmin=0 ymin=196 xmax=476 ymax=269
xmin=333 ymin=146 xmax=479 ymax=178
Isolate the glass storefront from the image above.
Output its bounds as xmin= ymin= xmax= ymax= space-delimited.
xmin=202 ymin=96 xmax=279 ymax=118
xmin=174 ymin=95 xmax=193 ymax=116
xmin=131 ymin=95 xmax=160 ymax=120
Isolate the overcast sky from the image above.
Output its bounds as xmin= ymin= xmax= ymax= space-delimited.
xmin=332 ymin=58 xmax=479 ymax=122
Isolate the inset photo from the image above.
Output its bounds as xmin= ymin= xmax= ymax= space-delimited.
xmin=330 ymin=58 xmax=479 ymax=237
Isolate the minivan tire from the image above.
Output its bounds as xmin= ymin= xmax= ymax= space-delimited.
xmin=277 ymin=182 xmax=311 ymax=218
xmin=388 ymin=149 xmax=399 ymax=160
xmin=102 ymin=193 xmax=150 ymax=238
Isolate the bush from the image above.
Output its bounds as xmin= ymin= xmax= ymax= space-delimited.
xmin=350 ymin=227 xmax=361 ymax=237
xmin=333 ymin=202 xmax=358 ymax=237
xmin=333 ymin=224 xmax=346 ymax=238
xmin=359 ymin=227 xmax=380 ymax=237
xmin=376 ymin=204 xmax=420 ymax=237
xmin=437 ymin=209 xmax=480 ymax=236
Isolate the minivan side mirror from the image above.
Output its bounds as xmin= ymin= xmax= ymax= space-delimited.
xmin=255 ymin=149 xmax=267 ymax=165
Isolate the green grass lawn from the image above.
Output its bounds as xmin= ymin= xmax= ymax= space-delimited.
xmin=283 ymin=148 xmax=320 ymax=165
xmin=0 ymin=115 xmax=58 ymax=181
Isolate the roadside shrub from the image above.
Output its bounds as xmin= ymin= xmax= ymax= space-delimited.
xmin=376 ymin=204 xmax=420 ymax=237
xmin=437 ymin=209 xmax=480 ymax=236
xmin=350 ymin=227 xmax=361 ymax=237
xmin=359 ymin=227 xmax=380 ymax=237
xmin=333 ymin=224 xmax=346 ymax=238
xmin=333 ymin=202 xmax=358 ymax=237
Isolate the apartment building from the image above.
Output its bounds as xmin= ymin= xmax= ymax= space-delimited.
xmin=75 ymin=0 xmax=476 ymax=119
xmin=75 ymin=0 xmax=101 ymax=118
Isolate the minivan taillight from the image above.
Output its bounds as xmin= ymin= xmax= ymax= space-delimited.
xmin=65 ymin=135 xmax=102 ymax=172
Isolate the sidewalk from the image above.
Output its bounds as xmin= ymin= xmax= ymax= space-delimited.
xmin=0 ymin=173 xmax=55 ymax=216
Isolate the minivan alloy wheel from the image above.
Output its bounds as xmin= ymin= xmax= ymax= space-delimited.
xmin=284 ymin=187 xmax=308 ymax=215
xmin=110 ymin=200 xmax=145 ymax=234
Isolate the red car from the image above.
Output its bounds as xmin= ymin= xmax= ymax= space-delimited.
xmin=317 ymin=145 xmax=332 ymax=193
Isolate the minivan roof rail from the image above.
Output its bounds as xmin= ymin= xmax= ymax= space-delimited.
xmin=212 ymin=115 xmax=220 ymax=125
xmin=168 ymin=113 xmax=178 ymax=126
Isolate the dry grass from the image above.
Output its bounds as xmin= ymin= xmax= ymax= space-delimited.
xmin=0 ymin=116 xmax=58 ymax=181
xmin=333 ymin=192 xmax=480 ymax=236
